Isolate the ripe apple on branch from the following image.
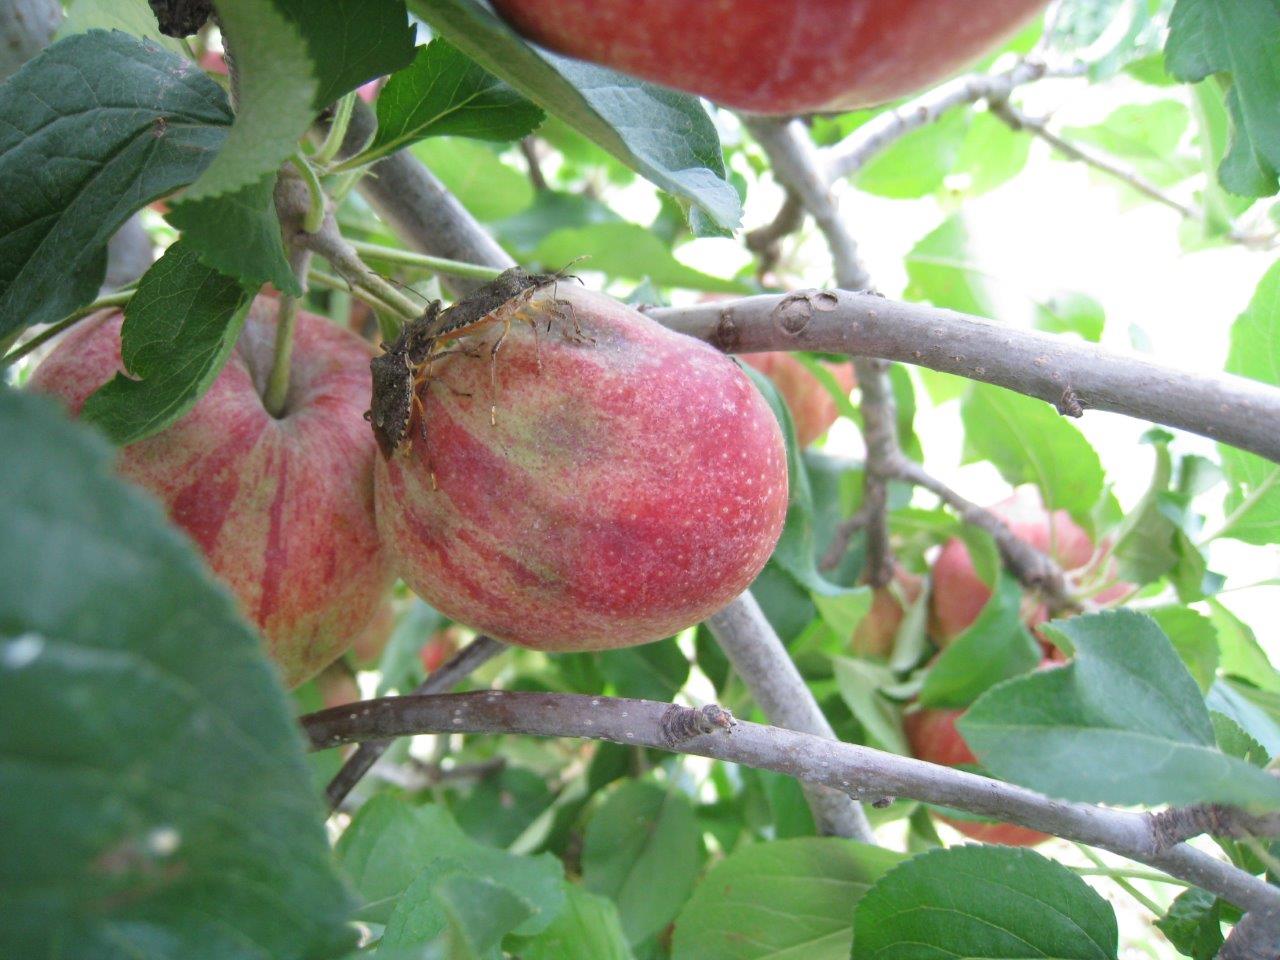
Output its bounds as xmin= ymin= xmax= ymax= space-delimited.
xmin=5 ymin=0 xmax=1280 ymax=957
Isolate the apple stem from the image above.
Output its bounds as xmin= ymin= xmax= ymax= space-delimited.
xmin=313 ymin=92 xmax=357 ymax=167
xmin=264 ymin=294 xmax=300 ymax=418
xmin=290 ymin=151 xmax=327 ymax=235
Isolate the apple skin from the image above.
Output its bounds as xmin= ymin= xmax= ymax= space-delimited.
xmin=852 ymin=568 xmax=924 ymax=658
xmin=491 ymin=0 xmax=1048 ymax=114
xmin=931 ymin=491 xmax=1129 ymax=645
xmin=350 ymin=598 xmax=398 ymax=668
xmin=741 ymin=352 xmax=855 ymax=448
xmin=905 ymin=707 xmax=1050 ymax=846
xmin=29 ymin=300 xmax=392 ymax=688
xmin=375 ymin=286 xmax=788 ymax=652
xmin=316 ymin=660 xmax=362 ymax=710
xmin=420 ymin=626 xmax=464 ymax=674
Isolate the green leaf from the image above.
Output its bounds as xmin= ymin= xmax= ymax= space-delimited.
xmin=415 ymin=138 xmax=536 ymax=221
xmin=1216 ymin=260 xmax=1280 ymax=544
xmin=178 ymin=0 xmax=316 ymax=203
xmin=671 ymin=838 xmax=901 ymax=960
xmin=57 ymin=0 xmax=184 ymax=54
xmin=380 ymin=860 xmax=541 ymax=954
xmin=1062 ymin=101 xmax=1197 ymax=187
xmin=364 ymin=39 xmax=544 ymax=166
xmin=1207 ymin=598 xmax=1280 ymax=692
xmin=1166 ymin=0 xmax=1280 ymax=195
xmin=375 ymin=598 xmax=442 ymax=694
xmin=904 ymin=215 xmax=998 ymax=320
xmin=1155 ymin=888 xmax=1225 ymax=960
xmin=0 ymin=390 xmax=354 ymax=959
xmin=813 ymin=589 xmax=874 ymax=641
xmin=833 ymin=657 xmax=909 ymax=755
xmin=1207 ymin=679 xmax=1280 ymax=756
xmin=1034 ymin=290 xmax=1106 ymax=341
xmin=432 ymin=874 xmax=537 ymax=960
xmin=960 ymin=610 xmax=1280 ymax=807
xmin=406 ymin=0 xmax=741 ymax=230
xmin=274 ymin=0 xmax=416 ymax=109
xmin=742 ymin=366 xmax=853 ymax=600
xmin=599 ymin=638 xmax=689 ymax=702
xmin=918 ymin=574 xmax=1041 ymax=709
xmin=530 ymin=223 xmax=747 ymax=293
xmin=854 ymin=110 xmax=971 ymax=199
xmin=904 ymin=216 xmax=1103 ymax=358
xmin=582 ymin=781 xmax=704 ymax=944
xmin=337 ymin=795 xmax=564 ymax=928
xmin=952 ymin=110 xmax=1032 ymax=195
xmin=1111 ymin=436 xmax=1181 ymax=583
xmin=1213 ymin=712 xmax=1270 ymax=765
xmin=0 ymin=30 xmax=230 ymax=339
xmin=1149 ymin=606 xmax=1220 ymax=693
xmin=455 ymin=767 xmax=556 ymax=849
xmin=493 ymin=189 xmax=623 ymax=254
xmin=80 ymin=241 xmax=251 ymax=445
xmin=165 ymin=174 xmax=301 ymax=294
xmin=962 ymin=382 xmax=1104 ymax=519
xmin=515 ymin=885 xmax=635 ymax=960
xmin=852 ymin=846 xmax=1117 ymax=959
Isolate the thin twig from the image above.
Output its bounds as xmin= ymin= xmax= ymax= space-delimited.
xmin=646 ymin=291 xmax=1280 ymax=464
xmin=991 ymin=100 xmax=1201 ymax=220
xmin=275 ymin=172 xmax=422 ymax=324
xmin=335 ymin=101 xmax=516 ymax=294
xmin=1 ymin=289 xmax=135 ymax=368
xmin=705 ymin=592 xmax=874 ymax=841
xmin=744 ymin=188 xmax=805 ymax=279
xmin=819 ymin=509 xmax=868 ymax=572
xmin=300 ymin=689 xmax=1280 ymax=922
xmin=324 ymin=635 xmax=506 ymax=809
xmin=823 ymin=58 xmax=1082 ymax=181
xmin=890 ymin=454 xmax=1072 ymax=610
xmin=346 ymin=240 xmax=504 ymax=282
xmin=1076 ymin=844 xmax=1164 ymax=916
xmin=519 ymin=137 xmax=549 ymax=191
xmin=746 ymin=117 xmax=894 ymax=586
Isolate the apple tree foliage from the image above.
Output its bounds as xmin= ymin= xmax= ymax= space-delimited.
xmin=1 ymin=0 xmax=1279 ymax=957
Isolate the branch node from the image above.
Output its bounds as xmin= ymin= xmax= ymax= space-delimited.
xmin=713 ymin=307 xmax=741 ymax=352
xmin=660 ymin=703 xmax=737 ymax=747
xmin=771 ymin=290 xmax=839 ymax=337
xmin=1055 ymin=386 xmax=1085 ymax=418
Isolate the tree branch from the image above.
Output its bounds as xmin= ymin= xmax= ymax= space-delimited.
xmin=744 ymin=188 xmax=804 ymax=280
xmin=324 ymin=635 xmax=506 ymax=809
xmin=705 ymin=592 xmax=874 ymax=841
xmin=890 ymin=454 xmax=1072 ymax=609
xmin=823 ymin=58 xmax=1081 ymax=181
xmin=301 ymin=689 xmax=1280 ymax=921
xmin=339 ymin=101 xmax=516 ymax=292
xmin=990 ymin=101 xmax=1202 ymax=221
xmin=745 ymin=117 xmax=898 ymax=587
xmin=646 ymin=291 xmax=1280 ymax=463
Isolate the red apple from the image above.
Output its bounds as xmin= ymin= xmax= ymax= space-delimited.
xmin=376 ymin=285 xmax=788 ymax=652
xmin=491 ymin=0 xmax=1048 ymax=114
xmin=420 ymin=626 xmax=465 ymax=674
xmin=30 ymin=300 xmax=392 ymax=688
xmin=904 ymin=707 xmax=1050 ymax=846
xmin=931 ymin=490 xmax=1129 ymax=646
xmin=741 ymin=352 xmax=855 ymax=448
xmin=851 ymin=568 xmax=923 ymax=658
xmin=350 ymin=598 xmax=398 ymax=668
xmin=315 ymin=660 xmax=362 ymax=710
